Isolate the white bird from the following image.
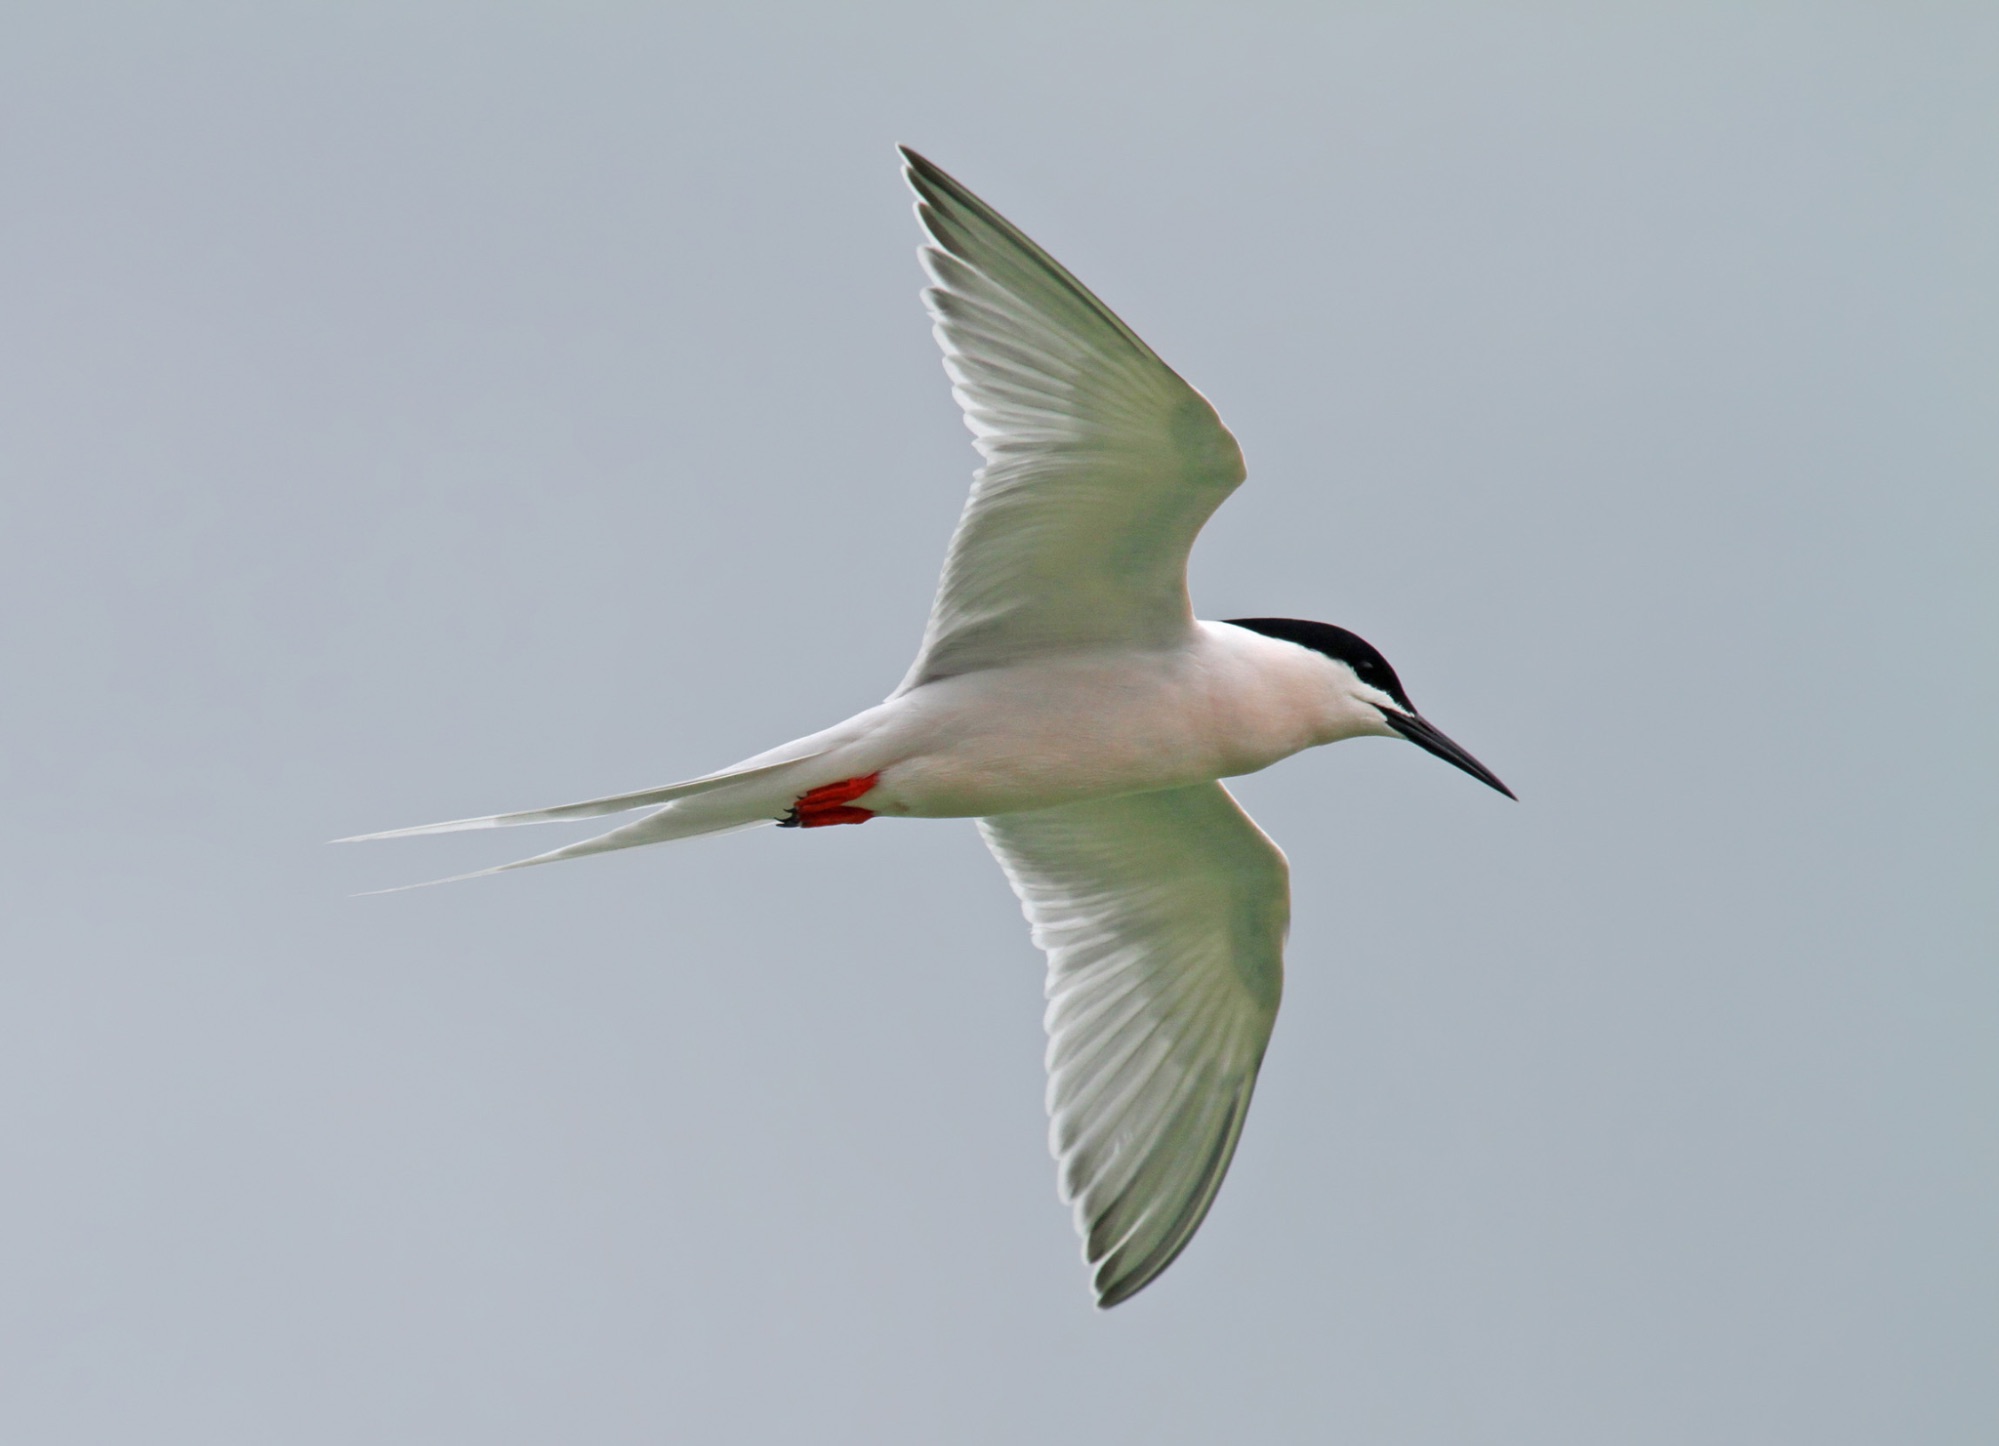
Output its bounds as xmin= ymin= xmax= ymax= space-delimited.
xmin=343 ymin=148 xmax=1513 ymax=1308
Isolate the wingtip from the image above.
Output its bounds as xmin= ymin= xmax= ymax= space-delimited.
xmin=1091 ymin=1269 xmax=1148 ymax=1310
xmin=897 ymin=145 xmax=956 ymax=200
xmin=898 ymin=145 xmax=937 ymax=205
xmin=1087 ymin=1236 xmax=1163 ymax=1310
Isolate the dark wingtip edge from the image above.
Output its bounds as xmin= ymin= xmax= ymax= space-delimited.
xmin=898 ymin=144 xmax=940 ymax=194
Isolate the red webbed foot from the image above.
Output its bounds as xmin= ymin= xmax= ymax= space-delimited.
xmin=779 ymin=773 xmax=882 ymax=829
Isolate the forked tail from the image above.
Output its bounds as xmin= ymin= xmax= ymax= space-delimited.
xmin=337 ymin=749 xmax=829 ymax=893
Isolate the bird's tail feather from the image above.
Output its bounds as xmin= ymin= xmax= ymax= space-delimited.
xmin=331 ymin=752 xmax=822 ymax=844
xmin=355 ymin=797 xmax=777 ymax=894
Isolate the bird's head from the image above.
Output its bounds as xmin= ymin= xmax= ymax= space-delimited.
xmin=1225 ymin=617 xmax=1515 ymax=799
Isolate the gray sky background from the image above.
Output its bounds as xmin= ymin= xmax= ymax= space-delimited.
xmin=2 ymin=5 xmax=1993 ymax=1443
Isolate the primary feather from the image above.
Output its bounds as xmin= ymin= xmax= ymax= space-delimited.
xmin=981 ymin=783 xmax=1287 ymax=1307
xmin=896 ymin=147 xmax=1246 ymax=690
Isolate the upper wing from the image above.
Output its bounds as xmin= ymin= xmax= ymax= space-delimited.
xmin=978 ymin=783 xmax=1288 ymax=1307
xmin=896 ymin=148 xmax=1247 ymax=692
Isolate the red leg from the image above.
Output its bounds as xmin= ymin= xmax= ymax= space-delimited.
xmin=779 ymin=772 xmax=882 ymax=829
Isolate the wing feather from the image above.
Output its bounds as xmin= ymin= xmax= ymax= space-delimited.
xmin=897 ymin=149 xmax=1247 ymax=690
xmin=979 ymin=782 xmax=1288 ymax=1307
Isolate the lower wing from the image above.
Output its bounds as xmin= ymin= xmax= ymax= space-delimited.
xmin=978 ymin=782 xmax=1289 ymax=1306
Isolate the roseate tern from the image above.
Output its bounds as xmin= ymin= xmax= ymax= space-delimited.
xmin=343 ymin=148 xmax=1513 ymax=1307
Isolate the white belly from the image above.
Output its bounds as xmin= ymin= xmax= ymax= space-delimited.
xmin=847 ymin=626 xmax=1345 ymax=819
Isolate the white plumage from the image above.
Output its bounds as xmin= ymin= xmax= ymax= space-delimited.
xmin=344 ymin=147 xmax=1511 ymax=1306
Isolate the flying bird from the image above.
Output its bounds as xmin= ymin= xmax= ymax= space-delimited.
xmin=344 ymin=148 xmax=1513 ymax=1307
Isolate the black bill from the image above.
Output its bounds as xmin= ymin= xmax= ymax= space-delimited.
xmin=1382 ymin=711 xmax=1516 ymax=800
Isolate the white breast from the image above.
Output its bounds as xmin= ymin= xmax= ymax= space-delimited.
xmin=853 ymin=622 xmax=1357 ymax=819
